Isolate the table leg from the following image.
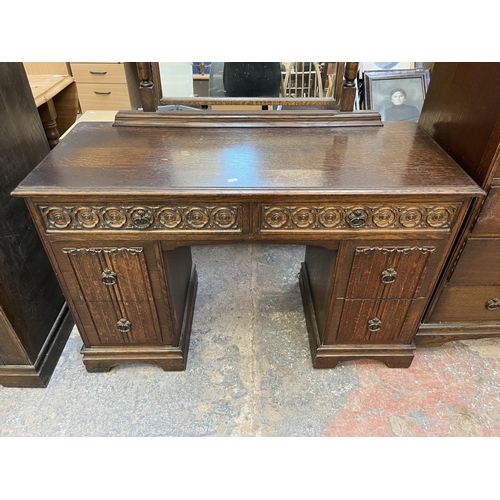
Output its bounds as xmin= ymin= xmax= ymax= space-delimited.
xmin=38 ymin=99 xmax=60 ymax=148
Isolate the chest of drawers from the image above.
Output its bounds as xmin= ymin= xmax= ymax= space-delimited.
xmin=13 ymin=111 xmax=483 ymax=371
xmin=70 ymin=62 xmax=141 ymax=112
xmin=416 ymin=63 xmax=500 ymax=347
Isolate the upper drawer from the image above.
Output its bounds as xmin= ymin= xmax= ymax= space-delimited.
xmin=472 ymin=186 xmax=500 ymax=236
xmin=55 ymin=244 xmax=158 ymax=304
xmin=345 ymin=245 xmax=439 ymax=299
xmin=71 ymin=63 xmax=127 ymax=84
xmin=449 ymin=238 xmax=500 ymax=286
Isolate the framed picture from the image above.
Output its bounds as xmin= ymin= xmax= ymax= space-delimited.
xmin=363 ymin=68 xmax=431 ymax=122
xmin=360 ymin=62 xmax=414 ymax=72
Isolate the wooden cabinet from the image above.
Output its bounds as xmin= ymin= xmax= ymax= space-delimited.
xmin=13 ymin=112 xmax=481 ymax=371
xmin=69 ymin=62 xmax=141 ymax=112
xmin=0 ymin=63 xmax=73 ymax=387
xmin=416 ymin=63 xmax=500 ymax=346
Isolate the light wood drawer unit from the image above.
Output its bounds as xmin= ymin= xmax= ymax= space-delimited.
xmin=70 ymin=62 xmax=140 ymax=112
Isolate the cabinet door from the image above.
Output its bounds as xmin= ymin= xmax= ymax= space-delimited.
xmin=57 ymin=246 xmax=163 ymax=346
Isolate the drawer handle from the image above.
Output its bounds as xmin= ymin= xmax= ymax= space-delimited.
xmin=347 ymin=209 xmax=368 ymax=228
xmin=486 ymin=298 xmax=500 ymax=310
xmin=89 ymin=71 xmax=107 ymax=75
xmin=368 ymin=317 xmax=382 ymax=332
xmin=381 ymin=268 xmax=397 ymax=284
xmin=94 ymin=91 xmax=112 ymax=95
xmin=117 ymin=318 xmax=131 ymax=333
xmin=131 ymin=209 xmax=153 ymax=228
xmin=101 ymin=268 xmax=117 ymax=286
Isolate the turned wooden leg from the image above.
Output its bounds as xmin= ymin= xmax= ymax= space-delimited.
xmin=38 ymin=99 xmax=60 ymax=148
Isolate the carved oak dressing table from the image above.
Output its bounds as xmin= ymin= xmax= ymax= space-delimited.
xmin=13 ymin=110 xmax=483 ymax=372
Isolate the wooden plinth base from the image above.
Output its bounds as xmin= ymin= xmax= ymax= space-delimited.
xmin=299 ymin=262 xmax=415 ymax=369
xmin=81 ymin=266 xmax=198 ymax=372
xmin=0 ymin=304 xmax=74 ymax=388
xmin=416 ymin=322 xmax=500 ymax=348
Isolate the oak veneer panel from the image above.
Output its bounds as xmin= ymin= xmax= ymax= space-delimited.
xmin=304 ymin=245 xmax=338 ymax=341
xmin=14 ymin=121 xmax=480 ymax=198
xmin=162 ymin=246 xmax=194 ymax=340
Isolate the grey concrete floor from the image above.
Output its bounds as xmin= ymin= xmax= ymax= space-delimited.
xmin=1 ymin=244 xmax=500 ymax=437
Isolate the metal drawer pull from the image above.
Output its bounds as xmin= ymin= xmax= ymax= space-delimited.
xmin=101 ymin=268 xmax=117 ymax=286
xmin=486 ymin=298 xmax=500 ymax=310
xmin=117 ymin=318 xmax=131 ymax=333
xmin=368 ymin=317 xmax=382 ymax=332
xmin=89 ymin=71 xmax=107 ymax=75
xmin=94 ymin=91 xmax=111 ymax=95
xmin=381 ymin=268 xmax=397 ymax=284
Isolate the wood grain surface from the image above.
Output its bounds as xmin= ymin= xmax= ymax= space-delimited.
xmin=14 ymin=120 xmax=481 ymax=198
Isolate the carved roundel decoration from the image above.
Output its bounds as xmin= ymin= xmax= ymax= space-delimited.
xmin=212 ymin=207 xmax=236 ymax=229
xmin=399 ymin=207 xmax=423 ymax=228
xmin=158 ymin=208 xmax=182 ymax=228
xmin=131 ymin=208 xmax=153 ymax=228
xmin=347 ymin=208 xmax=369 ymax=228
xmin=427 ymin=207 xmax=450 ymax=228
xmin=318 ymin=208 xmax=342 ymax=228
xmin=102 ymin=208 xmax=127 ymax=228
xmin=75 ymin=208 xmax=99 ymax=228
xmin=265 ymin=208 xmax=289 ymax=228
xmin=46 ymin=209 xmax=71 ymax=228
xmin=372 ymin=207 xmax=396 ymax=228
xmin=292 ymin=208 xmax=315 ymax=228
xmin=186 ymin=208 xmax=209 ymax=228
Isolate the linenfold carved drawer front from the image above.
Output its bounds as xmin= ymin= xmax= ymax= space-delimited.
xmin=38 ymin=204 xmax=243 ymax=232
xmin=345 ymin=246 xmax=436 ymax=299
xmin=335 ymin=298 xmax=426 ymax=344
xmin=59 ymin=246 xmax=163 ymax=345
xmin=259 ymin=204 xmax=460 ymax=231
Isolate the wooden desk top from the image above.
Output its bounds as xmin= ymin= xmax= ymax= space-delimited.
xmin=27 ymin=74 xmax=75 ymax=107
xmin=13 ymin=120 xmax=483 ymax=199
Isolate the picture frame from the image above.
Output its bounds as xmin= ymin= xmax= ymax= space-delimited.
xmin=363 ymin=68 xmax=431 ymax=122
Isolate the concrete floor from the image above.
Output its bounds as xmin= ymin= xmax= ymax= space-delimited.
xmin=1 ymin=243 xmax=500 ymax=437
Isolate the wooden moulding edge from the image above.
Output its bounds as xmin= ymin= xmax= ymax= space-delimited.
xmin=113 ymin=109 xmax=383 ymax=128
